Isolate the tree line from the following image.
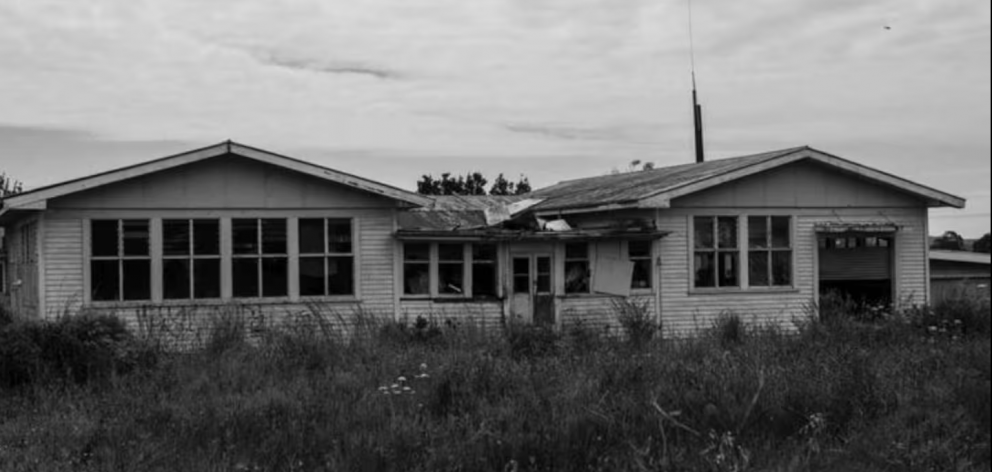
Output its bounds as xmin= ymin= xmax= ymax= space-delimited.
xmin=416 ymin=172 xmax=532 ymax=196
xmin=1 ymin=173 xmax=24 ymax=200
xmin=931 ymin=230 xmax=991 ymax=254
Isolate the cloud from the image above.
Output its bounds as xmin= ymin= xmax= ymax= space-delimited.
xmin=250 ymin=50 xmax=400 ymax=80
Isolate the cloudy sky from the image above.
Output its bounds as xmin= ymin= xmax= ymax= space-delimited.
xmin=1 ymin=0 xmax=989 ymax=236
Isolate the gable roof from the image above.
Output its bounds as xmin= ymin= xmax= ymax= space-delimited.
xmin=528 ymin=146 xmax=965 ymax=214
xmin=0 ymin=141 xmax=431 ymax=212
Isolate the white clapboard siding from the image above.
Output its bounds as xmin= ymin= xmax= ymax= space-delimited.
xmin=357 ymin=214 xmax=397 ymax=316
xmin=657 ymin=208 xmax=929 ymax=337
xmin=42 ymin=217 xmax=85 ymax=319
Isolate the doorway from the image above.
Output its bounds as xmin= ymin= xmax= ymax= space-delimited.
xmin=510 ymin=253 xmax=555 ymax=326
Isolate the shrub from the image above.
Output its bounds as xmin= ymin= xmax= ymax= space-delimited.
xmin=504 ymin=324 xmax=560 ymax=359
xmin=205 ymin=309 xmax=248 ymax=355
xmin=378 ymin=316 xmax=445 ymax=347
xmin=0 ymin=323 xmax=43 ymax=388
xmin=712 ymin=311 xmax=745 ymax=348
xmin=612 ymin=298 xmax=656 ymax=347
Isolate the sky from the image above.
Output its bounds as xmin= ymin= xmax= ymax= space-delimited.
xmin=1 ymin=0 xmax=989 ymax=237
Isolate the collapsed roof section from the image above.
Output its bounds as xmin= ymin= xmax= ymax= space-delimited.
xmin=397 ymin=195 xmax=668 ymax=242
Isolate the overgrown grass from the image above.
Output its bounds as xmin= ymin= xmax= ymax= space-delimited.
xmin=1 ymin=295 xmax=989 ymax=471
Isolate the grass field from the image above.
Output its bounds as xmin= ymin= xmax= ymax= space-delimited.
xmin=1 ymin=293 xmax=989 ymax=472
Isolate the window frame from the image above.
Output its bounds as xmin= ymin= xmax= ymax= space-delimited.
xmin=231 ymin=218 xmax=289 ymax=299
xmin=162 ymin=219 xmax=222 ymax=301
xmin=89 ymin=219 xmax=152 ymax=302
xmin=747 ymin=216 xmax=793 ymax=288
xmin=627 ymin=239 xmax=654 ymax=291
xmin=401 ymin=242 xmax=500 ymax=300
xmin=564 ymin=242 xmax=591 ymax=295
xmin=689 ymin=214 xmax=797 ymax=293
xmin=692 ymin=216 xmax=741 ymax=290
xmin=298 ymin=217 xmax=356 ymax=298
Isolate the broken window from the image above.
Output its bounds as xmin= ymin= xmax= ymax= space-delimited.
xmin=694 ymin=216 xmax=740 ymax=288
xmin=629 ymin=240 xmax=652 ymax=289
xmin=472 ymin=244 xmax=498 ymax=297
xmin=90 ymin=219 xmax=151 ymax=301
xmin=437 ymin=244 xmax=465 ymax=295
xmin=232 ymin=219 xmax=288 ymax=298
xmin=299 ymin=218 xmax=355 ymax=297
xmin=748 ymin=216 xmax=792 ymax=287
xmin=564 ymin=242 xmax=590 ymax=294
xmin=403 ymin=243 xmax=431 ymax=296
xmin=163 ymin=219 xmax=221 ymax=300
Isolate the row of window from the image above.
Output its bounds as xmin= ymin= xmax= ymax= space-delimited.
xmin=90 ymin=218 xmax=354 ymax=302
xmin=693 ymin=216 xmax=794 ymax=289
xmin=401 ymin=240 xmax=654 ymax=297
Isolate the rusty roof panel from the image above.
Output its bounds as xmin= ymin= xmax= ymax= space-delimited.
xmin=529 ymin=147 xmax=807 ymax=212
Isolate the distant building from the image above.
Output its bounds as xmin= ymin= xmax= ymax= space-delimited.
xmin=929 ymin=250 xmax=991 ymax=303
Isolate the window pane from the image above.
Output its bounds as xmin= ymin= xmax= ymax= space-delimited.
xmin=328 ymin=257 xmax=354 ymax=296
xmin=536 ymin=273 xmax=551 ymax=293
xmin=193 ymin=220 xmax=220 ymax=256
xmin=404 ymin=263 xmax=429 ymax=295
xmin=718 ymin=252 xmax=739 ymax=287
xmin=772 ymin=251 xmax=792 ymax=286
xmin=632 ymin=259 xmax=652 ymax=289
xmin=472 ymin=244 xmax=496 ymax=262
xmin=404 ymin=243 xmax=430 ymax=262
xmin=748 ymin=216 xmax=768 ymax=249
xmin=748 ymin=251 xmax=769 ymax=287
xmin=472 ymin=262 xmax=497 ymax=297
xmin=299 ymin=219 xmax=325 ymax=254
xmin=694 ymin=253 xmax=715 ymax=288
xmin=163 ymin=259 xmax=190 ymax=299
xmin=261 ymin=257 xmax=288 ymax=297
xmin=629 ymin=240 xmax=652 ymax=258
xmin=122 ymin=259 xmax=151 ymax=300
xmin=299 ymin=257 xmax=325 ymax=296
xmin=513 ymin=258 xmax=529 ymax=277
xmin=694 ymin=217 xmax=714 ymax=249
xmin=91 ymin=260 xmax=119 ymax=301
xmin=327 ymin=219 xmax=352 ymax=254
xmin=438 ymin=263 xmax=464 ymax=295
xmin=122 ymin=220 xmax=149 ymax=256
xmin=194 ymin=259 xmax=221 ymax=299
xmin=261 ymin=219 xmax=287 ymax=254
xmin=232 ymin=258 xmax=259 ymax=297
xmin=438 ymin=244 xmax=464 ymax=262
xmin=565 ymin=242 xmax=588 ymax=260
xmin=564 ymin=261 xmax=589 ymax=294
xmin=771 ymin=217 xmax=790 ymax=248
xmin=513 ymin=276 xmax=530 ymax=293
xmin=233 ymin=219 xmax=259 ymax=255
xmin=163 ymin=220 xmax=191 ymax=256
xmin=718 ymin=217 xmax=738 ymax=249
xmin=91 ymin=220 xmax=119 ymax=257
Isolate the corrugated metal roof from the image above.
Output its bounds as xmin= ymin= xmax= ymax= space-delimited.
xmin=930 ymin=250 xmax=992 ymax=265
xmin=529 ymin=147 xmax=806 ymax=212
xmin=398 ymin=195 xmax=531 ymax=231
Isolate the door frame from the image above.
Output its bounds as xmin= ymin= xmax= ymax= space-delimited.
xmin=509 ymin=249 xmax=555 ymax=325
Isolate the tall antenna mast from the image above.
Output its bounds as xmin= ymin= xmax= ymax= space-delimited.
xmin=688 ymin=0 xmax=705 ymax=163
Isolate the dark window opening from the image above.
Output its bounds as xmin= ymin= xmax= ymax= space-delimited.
xmin=629 ymin=240 xmax=652 ymax=289
xmin=403 ymin=243 xmax=430 ymax=295
xmin=298 ymin=218 xmax=354 ymax=297
xmin=232 ymin=219 xmax=287 ymax=298
xmin=564 ymin=242 xmax=590 ymax=294
xmin=694 ymin=217 xmax=740 ymax=288
xmin=472 ymin=244 xmax=498 ymax=298
xmin=163 ymin=219 xmax=221 ymax=300
xmin=90 ymin=220 xmax=150 ymax=301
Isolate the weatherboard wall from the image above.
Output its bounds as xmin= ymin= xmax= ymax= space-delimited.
xmin=47 ymin=155 xmax=401 ymax=211
xmin=655 ymin=207 xmax=929 ymax=336
xmin=670 ymin=160 xmax=924 ymax=209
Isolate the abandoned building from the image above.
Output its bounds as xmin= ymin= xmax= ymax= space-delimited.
xmin=0 ymin=141 xmax=966 ymax=337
